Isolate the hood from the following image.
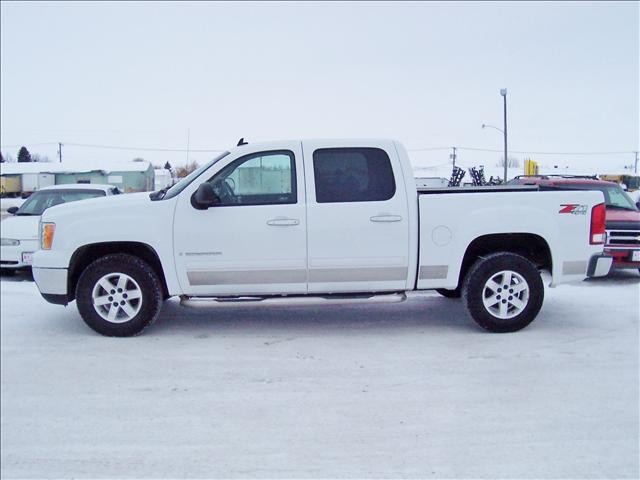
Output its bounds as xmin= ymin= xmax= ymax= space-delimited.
xmin=605 ymin=207 xmax=640 ymax=231
xmin=0 ymin=215 xmax=41 ymax=241
xmin=606 ymin=208 xmax=640 ymax=222
xmin=41 ymin=191 xmax=151 ymax=222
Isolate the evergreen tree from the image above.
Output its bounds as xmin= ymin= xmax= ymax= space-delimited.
xmin=164 ymin=161 xmax=172 ymax=171
xmin=0 ymin=152 xmax=4 ymax=163
xmin=17 ymin=146 xmax=32 ymax=163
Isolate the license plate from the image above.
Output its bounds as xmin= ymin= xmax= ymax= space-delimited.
xmin=21 ymin=252 xmax=34 ymax=265
xmin=632 ymin=251 xmax=640 ymax=262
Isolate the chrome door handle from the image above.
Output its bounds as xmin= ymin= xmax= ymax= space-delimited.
xmin=370 ymin=215 xmax=403 ymax=223
xmin=267 ymin=218 xmax=300 ymax=226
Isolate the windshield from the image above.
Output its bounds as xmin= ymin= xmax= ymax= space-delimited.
xmin=159 ymin=152 xmax=230 ymax=200
xmin=16 ymin=189 xmax=106 ymax=216
xmin=562 ymin=183 xmax=638 ymax=211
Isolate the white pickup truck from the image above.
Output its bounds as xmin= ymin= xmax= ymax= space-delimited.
xmin=32 ymin=139 xmax=612 ymax=336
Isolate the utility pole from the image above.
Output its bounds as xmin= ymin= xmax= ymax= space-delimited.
xmin=500 ymin=88 xmax=508 ymax=182
xmin=58 ymin=142 xmax=63 ymax=163
xmin=635 ymin=151 xmax=638 ymax=174
xmin=450 ymin=147 xmax=457 ymax=169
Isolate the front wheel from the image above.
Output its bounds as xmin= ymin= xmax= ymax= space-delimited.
xmin=462 ymin=252 xmax=544 ymax=333
xmin=76 ymin=254 xmax=163 ymax=336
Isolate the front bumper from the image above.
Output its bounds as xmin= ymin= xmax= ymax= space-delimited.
xmin=0 ymin=240 xmax=39 ymax=269
xmin=605 ymin=248 xmax=640 ymax=269
xmin=586 ymin=254 xmax=613 ymax=278
xmin=32 ymin=267 xmax=69 ymax=305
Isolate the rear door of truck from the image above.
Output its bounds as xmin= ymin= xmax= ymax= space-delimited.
xmin=302 ymin=140 xmax=411 ymax=293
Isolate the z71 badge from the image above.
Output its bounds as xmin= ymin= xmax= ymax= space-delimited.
xmin=559 ymin=204 xmax=588 ymax=215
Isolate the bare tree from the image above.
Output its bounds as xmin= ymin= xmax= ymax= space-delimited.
xmin=175 ymin=161 xmax=199 ymax=178
xmin=1 ymin=152 xmax=15 ymax=162
xmin=31 ymin=154 xmax=52 ymax=162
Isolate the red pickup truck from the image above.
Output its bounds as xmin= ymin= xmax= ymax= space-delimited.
xmin=510 ymin=175 xmax=640 ymax=273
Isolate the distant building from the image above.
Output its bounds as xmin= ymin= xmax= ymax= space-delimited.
xmin=0 ymin=161 xmax=155 ymax=196
xmin=153 ymin=168 xmax=175 ymax=191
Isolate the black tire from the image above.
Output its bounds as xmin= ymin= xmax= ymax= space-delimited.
xmin=436 ymin=287 xmax=461 ymax=298
xmin=76 ymin=253 xmax=163 ymax=337
xmin=0 ymin=268 xmax=16 ymax=276
xmin=462 ymin=252 xmax=544 ymax=333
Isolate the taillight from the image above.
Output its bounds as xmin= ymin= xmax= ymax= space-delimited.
xmin=590 ymin=203 xmax=606 ymax=244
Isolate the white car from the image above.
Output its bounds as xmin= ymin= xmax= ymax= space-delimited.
xmin=32 ymin=139 xmax=612 ymax=336
xmin=1 ymin=184 xmax=119 ymax=274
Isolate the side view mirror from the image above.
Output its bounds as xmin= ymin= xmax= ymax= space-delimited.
xmin=7 ymin=206 xmax=19 ymax=215
xmin=191 ymin=183 xmax=218 ymax=210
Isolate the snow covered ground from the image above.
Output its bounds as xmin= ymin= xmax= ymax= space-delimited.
xmin=1 ymin=272 xmax=638 ymax=478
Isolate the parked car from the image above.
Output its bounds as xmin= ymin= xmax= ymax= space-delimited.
xmin=509 ymin=175 xmax=640 ymax=273
xmin=1 ymin=184 xmax=120 ymax=275
xmin=31 ymin=139 xmax=611 ymax=336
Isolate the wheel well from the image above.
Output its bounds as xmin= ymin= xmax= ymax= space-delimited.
xmin=459 ymin=233 xmax=552 ymax=287
xmin=67 ymin=242 xmax=169 ymax=301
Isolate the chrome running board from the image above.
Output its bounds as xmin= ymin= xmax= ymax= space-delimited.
xmin=179 ymin=292 xmax=407 ymax=308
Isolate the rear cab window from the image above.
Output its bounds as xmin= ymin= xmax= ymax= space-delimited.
xmin=312 ymin=147 xmax=396 ymax=203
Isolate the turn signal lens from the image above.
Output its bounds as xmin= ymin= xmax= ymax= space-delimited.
xmin=41 ymin=223 xmax=56 ymax=250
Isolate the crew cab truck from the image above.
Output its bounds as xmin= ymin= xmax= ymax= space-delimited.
xmin=32 ymin=139 xmax=612 ymax=336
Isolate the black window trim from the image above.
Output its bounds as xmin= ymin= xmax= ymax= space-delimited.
xmin=312 ymin=147 xmax=396 ymax=204
xmin=201 ymin=149 xmax=298 ymax=208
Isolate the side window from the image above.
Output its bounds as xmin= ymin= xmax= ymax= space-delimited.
xmin=313 ymin=147 xmax=396 ymax=203
xmin=207 ymin=150 xmax=296 ymax=206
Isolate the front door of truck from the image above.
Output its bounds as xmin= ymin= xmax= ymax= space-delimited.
xmin=173 ymin=142 xmax=307 ymax=296
xmin=302 ymin=140 xmax=410 ymax=293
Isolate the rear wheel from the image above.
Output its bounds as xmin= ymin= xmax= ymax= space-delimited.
xmin=76 ymin=254 xmax=163 ymax=336
xmin=462 ymin=252 xmax=544 ymax=333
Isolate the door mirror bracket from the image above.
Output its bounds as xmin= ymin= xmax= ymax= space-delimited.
xmin=191 ymin=183 xmax=219 ymax=210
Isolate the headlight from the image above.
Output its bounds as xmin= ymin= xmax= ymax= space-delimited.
xmin=41 ymin=223 xmax=56 ymax=250
xmin=0 ymin=238 xmax=20 ymax=246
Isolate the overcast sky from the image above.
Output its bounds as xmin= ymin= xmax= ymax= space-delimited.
xmin=1 ymin=1 xmax=638 ymax=174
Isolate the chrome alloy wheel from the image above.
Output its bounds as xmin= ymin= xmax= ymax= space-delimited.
xmin=482 ymin=270 xmax=530 ymax=320
xmin=91 ymin=272 xmax=143 ymax=323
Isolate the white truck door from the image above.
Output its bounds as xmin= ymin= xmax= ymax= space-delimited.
xmin=173 ymin=142 xmax=307 ymax=296
xmin=303 ymin=140 xmax=411 ymax=293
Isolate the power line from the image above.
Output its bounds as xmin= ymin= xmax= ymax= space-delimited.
xmin=0 ymin=142 xmax=58 ymax=148
xmin=64 ymin=142 xmax=225 ymax=153
xmin=455 ymin=146 xmax=635 ymax=155
xmin=406 ymin=147 xmax=450 ymax=152
xmin=0 ymin=141 xmax=635 ymax=156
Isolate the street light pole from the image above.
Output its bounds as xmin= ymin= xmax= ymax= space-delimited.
xmin=500 ymin=88 xmax=508 ymax=182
